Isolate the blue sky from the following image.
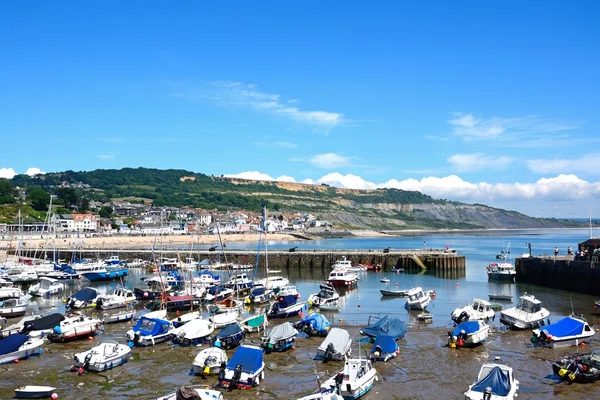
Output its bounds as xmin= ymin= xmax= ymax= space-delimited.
xmin=1 ymin=1 xmax=599 ymax=218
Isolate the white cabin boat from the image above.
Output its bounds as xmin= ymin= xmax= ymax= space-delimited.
xmin=500 ymin=292 xmax=550 ymax=330
xmin=308 ymin=283 xmax=339 ymax=307
xmin=95 ymin=286 xmax=136 ymax=310
xmin=451 ymin=298 xmax=496 ymax=324
xmin=73 ymin=340 xmax=132 ymax=372
xmin=28 ymin=277 xmax=64 ymax=297
xmin=321 ymin=358 xmax=377 ymax=399
xmin=0 ymin=279 xmax=24 ymax=300
xmin=0 ymin=297 xmax=28 ymax=318
xmin=255 ymin=275 xmax=289 ymax=291
xmin=6 ymin=268 xmax=38 ymax=284
xmin=465 ymin=363 xmax=519 ymax=400
xmin=404 ymin=287 xmax=431 ymax=310
xmin=327 ymin=267 xmax=359 ymax=289
xmin=193 ymin=347 xmax=228 ymax=375
xmin=0 ymin=334 xmax=44 ymax=365
xmin=46 ymin=313 xmax=102 ymax=342
xmin=486 ymin=262 xmax=516 ymax=282
xmin=531 ymin=315 xmax=595 ymax=348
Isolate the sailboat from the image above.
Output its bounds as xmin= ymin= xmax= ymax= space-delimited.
xmin=246 ymin=207 xmax=278 ymax=305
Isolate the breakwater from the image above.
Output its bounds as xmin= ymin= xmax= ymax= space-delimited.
xmin=516 ymin=256 xmax=600 ymax=296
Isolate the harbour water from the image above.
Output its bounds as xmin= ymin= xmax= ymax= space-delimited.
xmin=2 ymin=229 xmax=599 ymax=399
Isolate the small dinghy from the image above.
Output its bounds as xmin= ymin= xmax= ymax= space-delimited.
xmin=404 ymin=287 xmax=431 ymax=310
xmin=451 ymin=298 xmax=496 ymax=324
xmin=210 ymin=296 xmax=243 ymax=314
xmin=319 ymin=302 xmax=341 ymax=312
xmin=0 ymin=334 xmax=44 ymax=364
xmin=213 ymin=322 xmax=246 ymax=350
xmin=417 ymin=312 xmax=433 ymax=323
xmin=360 ymin=315 xmax=407 ymax=342
xmin=380 ymin=289 xmax=408 ymax=297
xmin=66 ymin=287 xmax=100 ymax=309
xmin=448 ymin=320 xmax=490 ymax=348
xmin=156 ymin=385 xmax=224 ymax=400
xmin=308 ymin=283 xmax=339 ymax=308
xmin=262 ymin=322 xmax=298 ymax=353
xmin=171 ymin=318 xmax=214 ymax=346
xmin=295 ymin=313 xmax=331 ymax=337
xmin=102 ymin=309 xmax=135 ymax=324
xmin=218 ymin=344 xmax=265 ymax=389
xmin=193 ymin=347 xmax=228 ymax=376
xmin=321 ymin=358 xmax=378 ymax=399
xmin=531 ymin=314 xmax=595 ymax=348
xmin=14 ymin=386 xmax=56 ymax=399
xmin=379 ymin=277 xmax=390 ymax=283
xmin=126 ymin=317 xmax=173 ymax=346
xmin=464 ymin=363 xmax=519 ymax=400
xmin=240 ymin=313 xmax=267 ymax=333
xmin=369 ymin=335 xmax=399 ymax=362
xmin=552 ymin=350 xmax=600 ymax=383
xmin=489 ymin=294 xmax=513 ymax=302
xmin=317 ymin=328 xmax=352 ymax=362
xmin=19 ymin=313 xmax=65 ymax=337
xmin=72 ymin=340 xmax=131 ymax=372
xmin=46 ymin=313 xmax=102 ymax=343
xmin=209 ymin=310 xmax=239 ymax=328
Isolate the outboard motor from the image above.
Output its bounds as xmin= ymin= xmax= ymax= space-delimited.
xmin=324 ymin=342 xmax=336 ymax=361
xmin=334 ymin=372 xmax=344 ymax=391
xmin=458 ymin=311 xmax=469 ymax=323
xmin=482 ymin=386 xmax=492 ymax=400
xmin=217 ymin=361 xmax=226 ymax=382
xmin=95 ymin=298 xmax=104 ymax=309
xmin=176 ymin=386 xmax=201 ymax=400
xmin=230 ymin=364 xmax=243 ymax=389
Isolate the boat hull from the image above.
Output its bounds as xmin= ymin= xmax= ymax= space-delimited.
xmin=82 ymin=269 xmax=128 ymax=282
xmin=487 ymin=273 xmax=516 ymax=282
xmin=14 ymin=386 xmax=56 ymax=399
xmin=327 ymin=279 xmax=358 ymax=288
xmin=0 ymin=338 xmax=44 ymax=365
xmin=0 ymin=305 xmax=27 ymax=318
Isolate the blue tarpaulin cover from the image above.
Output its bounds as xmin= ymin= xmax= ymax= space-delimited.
xmin=277 ymin=294 xmax=298 ymax=309
xmin=302 ymin=313 xmax=331 ymax=332
xmin=72 ymin=288 xmax=98 ymax=301
xmin=0 ymin=334 xmax=29 ymax=355
xmin=217 ymin=323 xmax=243 ymax=339
xmin=370 ymin=335 xmax=398 ymax=354
xmin=360 ymin=316 xmax=407 ymax=340
xmin=251 ymin=285 xmax=266 ymax=297
xmin=471 ymin=366 xmax=510 ymax=396
xmin=542 ymin=316 xmax=585 ymax=338
xmin=134 ymin=317 xmax=171 ymax=336
xmin=226 ymin=345 xmax=263 ymax=374
xmin=208 ymin=285 xmax=225 ymax=296
xmin=452 ymin=321 xmax=481 ymax=337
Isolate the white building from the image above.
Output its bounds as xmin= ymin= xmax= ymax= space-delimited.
xmin=51 ymin=214 xmax=97 ymax=232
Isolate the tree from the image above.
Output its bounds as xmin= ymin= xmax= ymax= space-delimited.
xmin=168 ymin=214 xmax=176 ymax=221
xmin=99 ymin=206 xmax=113 ymax=218
xmin=0 ymin=180 xmax=16 ymax=204
xmin=77 ymin=197 xmax=90 ymax=212
xmin=56 ymin=187 xmax=78 ymax=209
xmin=27 ymin=188 xmax=51 ymax=211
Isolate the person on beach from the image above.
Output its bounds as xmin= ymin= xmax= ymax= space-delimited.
xmin=567 ymin=246 xmax=573 ymax=255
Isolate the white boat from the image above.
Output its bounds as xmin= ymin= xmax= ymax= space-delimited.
xmin=500 ymin=292 xmax=550 ymax=330
xmin=95 ymin=286 xmax=136 ymax=310
xmin=156 ymin=385 xmax=224 ymax=400
xmin=331 ymin=257 xmax=352 ymax=269
xmin=317 ymin=328 xmax=352 ymax=361
xmin=465 ymin=363 xmax=519 ymax=400
xmin=531 ymin=314 xmax=595 ymax=348
xmin=380 ymin=277 xmax=390 ymax=283
xmin=0 ymin=279 xmax=24 ymax=300
xmin=6 ymin=269 xmax=38 ymax=284
xmin=404 ymin=287 xmax=431 ymax=310
xmin=218 ymin=344 xmax=265 ymax=389
xmin=193 ymin=347 xmax=228 ymax=376
xmin=327 ymin=266 xmax=359 ymax=289
xmin=66 ymin=287 xmax=101 ymax=309
xmin=245 ymin=283 xmax=275 ymax=304
xmin=102 ymin=309 xmax=135 ymax=324
xmin=46 ymin=313 xmax=102 ymax=343
xmin=451 ymin=298 xmax=496 ymax=324
xmin=193 ymin=270 xmax=221 ymax=288
xmin=321 ymin=358 xmax=377 ymax=399
xmin=209 ymin=310 xmax=239 ymax=328
xmin=204 ymin=285 xmax=234 ymax=302
xmin=0 ymin=334 xmax=44 ymax=364
xmin=448 ymin=320 xmax=490 ymax=348
xmin=240 ymin=313 xmax=268 ymax=333
xmin=127 ymin=258 xmax=147 ymax=268
xmin=28 ymin=277 xmax=64 ymax=297
xmin=73 ymin=340 xmax=132 ymax=372
xmin=308 ymin=283 xmax=339 ymax=307
xmin=297 ymin=389 xmax=344 ymax=400
xmin=255 ymin=275 xmax=290 ymax=291
xmin=224 ymin=273 xmax=253 ymax=292
xmin=14 ymin=385 xmax=56 ymax=399
xmin=126 ymin=316 xmax=173 ymax=346
xmin=278 ymin=285 xmax=300 ymax=297
xmin=171 ymin=311 xmax=201 ymax=328
xmin=171 ymin=318 xmax=214 ymax=346
xmin=0 ymin=297 xmax=28 ymax=318
xmin=486 ymin=262 xmax=516 ymax=282
xmin=70 ymin=260 xmax=106 ymax=273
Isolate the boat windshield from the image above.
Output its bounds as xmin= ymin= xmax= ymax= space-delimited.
xmin=517 ymin=299 xmax=540 ymax=313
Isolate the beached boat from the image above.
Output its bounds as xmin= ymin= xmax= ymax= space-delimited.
xmin=0 ymin=297 xmax=28 ymax=318
xmin=73 ymin=340 xmax=131 ymax=372
xmin=171 ymin=318 xmax=214 ymax=346
xmin=267 ymin=294 xmax=307 ymax=319
xmin=14 ymin=386 xmax=56 ymax=399
xmin=417 ymin=312 xmax=433 ymax=323
xmin=218 ymin=345 xmax=265 ymax=389
xmin=28 ymin=277 xmax=64 ymax=297
xmin=499 ymin=292 xmax=550 ymax=330
xmin=489 ymin=294 xmax=513 ymax=302
xmin=448 ymin=320 xmax=490 ymax=348
xmin=320 ymin=358 xmax=377 ymax=399
xmin=80 ymin=265 xmax=128 ymax=282
xmin=451 ymin=298 xmax=496 ymax=324
xmin=308 ymin=283 xmax=339 ymax=308
xmin=295 ymin=313 xmax=331 ymax=337
xmin=552 ymin=351 xmax=600 ymax=383
xmin=317 ymin=328 xmax=352 ymax=362
xmin=262 ymin=322 xmax=298 ymax=353
xmin=327 ymin=266 xmax=359 ymax=288
xmin=0 ymin=279 xmax=23 ymax=300
xmin=380 ymin=288 xmax=409 ymax=297
xmin=404 ymin=287 xmax=431 ymax=310
xmin=319 ymin=301 xmax=341 ymax=312
xmin=46 ymin=313 xmax=102 ymax=343
xmin=213 ymin=322 xmax=246 ymax=350
xmin=170 ymin=311 xmax=201 ymax=328
xmin=211 ymin=296 xmax=242 ymax=313
xmin=66 ymin=287 xmax=100 ymax=309
xmin=297 ymin=388 xmax=344 ymax=400
xmin=360 ymin=315 xmax=407 ymax=341
xmin=245 ymin=283 xmax=275 ymax=305
xmin=126 ymin=317 xmax=173 ymax=346
xmin=156 ymin=385 xmax=224 ymax=400
xmin=486 ymin=262 xmax=516 ymax=282
xmin=193 ymin=347 xmax=228 ymax=376
xmin=102 ymin=309 xmax=135 ymax=324
xmin=369 ymin=335 xmax=399 ymax=362
xmin=531 ymin=315 xmax=595 ymax=348
xmin=209 ymin=310 xmax=239 ymax=329
xmin=19 ymin=313 xmax=65 ymax=337
xmin=464 ymin=363 xmax=519 ymax=400
xmin=95 ymin=286 xmax=136 ymax=310
xmin=0 ymin=334 xmax=44 ymax=364
xmin=240 ymin=313 xmax=268 ymax=333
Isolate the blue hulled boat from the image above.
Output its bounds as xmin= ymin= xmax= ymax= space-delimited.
xmin=81 ymin=265 xmax=128 ymax=282
xmin=370 ymin=335 xmax=399 ymax=362
xmin=267 ymin=294 xmax=307 ymax=319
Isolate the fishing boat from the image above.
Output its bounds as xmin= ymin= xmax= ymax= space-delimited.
xmin=28 ymin=277 xmax=64 ymax=297
xmin=66 ymin=287 xmax=100 ymax=309
xmin=156 ymin=385 xmax=224 ymax=400
xmin=262 ymin=322 xmax=298 ymax=353
xmin=126 ymin=316 xmax=173 ymax=346
xmin=499 ymin=292 xmax=550 ymax=330
xmin=209 ymin=310 xmax=239 ymax=328
xmin=308 ymin=283 xmax=340 ymax=308
xmin=464 ymin=363 xmax=519 ymax=400
xmin=486 ymin=262 xmax=516 ymax=282
xmin=80 ymin=265 xmax=128 ymax=282
xmin=213 ymin=322 xmax=246 ymax=350
xmin=46 ymin=313 xmax=102 ymax=343
xmin=320 ymin=357 xmax=378 ymax=399
xmin=0 ymin=334 xmax=44 ymax=364
xmin=317 ymin=328 xmax=352 ymax=362
xmin=19 ymin=313 xmax=65 ymax=337
xmin=245 ymin=283 xmax=275 ymax=305
xmin=369 ymin=335 xmax=399 ymax=362
xmin=380 ymin=288 xmax=409 ymax=297
xmin=240 ymin=313 xmax=268 ymax=333
xmin=193 ymin=347 xmax=228 ymax=376
xmin=531 ymin=314 xmax=595 ymax=348
xmin=14 ymin=386 xmax=56 ymax=399
xmin=489 ymin=294 xmax=513 ymax=302
xmin=72 ymin=340 xmax=131 ymax=372
xmin=95 ymin=286 xmax=136 ymax=310
xmin=360 ymin=315 xmax=407 ymax=341
xmin=448 ymin=320 xmax=490 ymax=348
xmin=552 ymin=351 xmax=600 ymax=383
xmin=295 ymin=313 xmax=331 ymax=337
xmin=102 ymin=309 xmax=135 ymax=324
xmin=379 ymin=277 xmax=390 ymax=283
xmin=218 ymin=344 xmax=265 ymax=389
xmin=327 ymin=266 xmax=359 ymax=288
xmin=171 ymin=318 xmax=214 ymax=346
xmin=404 ymin=287 xmax=431 ymax=310
xmin=451 ymin=298 xmax=496 ymax=324
xmin=267 ymin=294 xmax=307 ymax=319
xmin=0 ymin=297 xmax=28 ymax=318
xmin=0 ymin=279 xmax=23 ymax=300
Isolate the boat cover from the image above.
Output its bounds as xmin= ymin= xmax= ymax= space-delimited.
xmin=452 ymin=321 xmax=482 ymax=336
xmin=542 ymin=316 xmax=585 ymax=337
xmin=207 ymin=285 xmax=225 ymax=296
xmin=0 ymin=334 xmax=29 ymax=355
xmin=319 ymin=328 xmax=351 ymax=352
xmin=266 ymin=323 xmax=298 ymax=345
xmin=134 ymin=317 xmax=171 ymax=336
xmin=21 ymin=313 xmax=65 ymax=334
xmin=360 ymin=316 xmax=407 ymax=340
xmin=244 ymin=314 xmax=266 ymax=328
xmin=251 ymin=285 xmax=266 ymax=296
xmin=301 ymin=313 xmax=331 ymax=332
xmin=370 ymin=335 xmax=398 ymax=354
xmin=471 ymin=366 xmax=510 ymax=396
xmin=217 ymin=323 xmax=243 ymax=339
xmin=226 ymin=346 xmax=263 ymax=373
xmin=277 ymin=294 xmax=298 ymax=309
xmin=72 ymin=288 xmax=98 ymax=301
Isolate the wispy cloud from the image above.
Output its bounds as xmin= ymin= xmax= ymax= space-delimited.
xmin=254 ymin=140 xmax=298 ymax=149
xmin=448 ymin=152 xmax=514 ymax=172
xmin=225 ymin=171 xmax=296 ymax=182
xmin=527 ymin=152 xmax=600 ymax=175
xmin=97 ymin=154 xmax=115 ymax=159
xmin=309 ymin=153 xmax=353 ymax=169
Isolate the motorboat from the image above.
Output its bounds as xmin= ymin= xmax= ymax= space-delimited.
xmin=331 ymin=257 xmax=353 ymax=269
xmin=170 ymin=310 xmax=201 ymax=328
xmin=499 ymin=292 xmax=550 ymax=330
xmin=5 ymin=268 xmax=38 ymax=284
xmin=267 ymin=294 xmax=307 ymax=319
xmin=379 ymin=277 xmax=390 ymax=283
xmin=203 ymin=285 xmax=234 ymax=303
xmin=14 ymin=385 xmax=56 ymax=399
xmin=73 ymin=340 xmax=132 ymax=372
xmin=327 ymin=266 xmax=359 ymax=289
xmin=19 ymin=313 xmax=65 ymax=337
xmin=193 ymin=347 xmax=228 ymax=376
xmin=0 ymin=334 xmax=44 ymax=364
xmin=464 ymin=363 xmax=519 ymax=400
xmin=0 ymin=279 xmax=23 ymax=300
xmin=127 ymin=258 xmax=147 ymax=268
xmin=404 ymin=287 xmax=431 ymax=310
xmin=224 ymin=273 xmax=253 ymax=292
xmin=255 ymin=275 xmax=290 ymax=292
xmin=95 ymin=286 xmax=136 ymax=310
xmin=209 ymin=310 xmax=239 ymax=328
xmin=531 ymin=314 xmax=595 ymax=348
xmin=261 ymin=322 xmax=298 ymax=353
xmin=193 ymin=270 xmax=221 ymax=288
xmin=369 ymin=335 xmax=399 ymax=362
xmin=134 ymin=308 xmax=167 ymax=321
xmin=486 ymin=262 xmax=516 ymax=282
xmin=102 ymin=309 xmax=135 ymax=324
xmin=320 ymin=358 xmax=377 ymax=399
xmin=218 ymin=344 xmax=265 ymax=389
xmin=319 ymin=301 xmax=341 ymax=312
xmin=240 ymin=313 xmax=268 ymax=333
xmin=489 ymin=294 xmax=513 ymax=302
xmin=448 ymin=320 xmax=490 ymax=348
xmin=37 ymin=270 xmax=80 ymax=281
xmin=126 ymin=317 xmax=173 ymax=346
xmin=0 ymin=297 xmax=28 ymax=318
xmin=66 ymin=287 xmax=100 ymax=309
xmin=360 ymin=315 xmax=407 ymax=341
xmin=380 ymin=289 xmax=409 ymax=297
xmin=295 ymin=313 xmax=331 ymax=337
xmin=156 ymin=385 xmax=224 ymax=400
xmin=210 ymin=296 xmax=242 ymax=314
xmin=308 ymin=283 xmax=340 ymax=308
xmin=213 ymin=322 xmax=246 ymax=350
xmin=552 ymin=351 xmax=600 ymax=383
xmin=46 ymin=313 xmax=102 ymax=343
xmin=245 ymin=283 xmax=274 ymax=305
xmin=317 ymin=328 xmax=352 ymax=362
xmin=104 ymin=255 xmax=122 ymax=265
xmin=28 ymin=277 xmax=64 ymax=297
xmin=451 ymin=298 xmax=496 ymax=324
xmin=171 ymin=318 xmax=214 ymax=346
xmin=417 ymin=312 xmax=433 ymax=323
xmin=80 ymin=265 xmax=128 ymax=282
xmin=278 ymin=285 xmax=300 ymax=297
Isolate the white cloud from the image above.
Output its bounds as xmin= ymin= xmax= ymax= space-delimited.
xmin=276 ymin=175 xmax=296 ymax=183
xmin=98 ymin=154 xmax=115 ymax=159
xmin=448 ymin=153 xmax=514 ymax=172
xmin=226 ymin=171 xmax=276 ymax=181
xmin=254 ymin=141 xmax=298 ymax=149
xmin=527 ymin=153 xmax=600 ymax=175
xmin=0 ymin=168 xmax=16 ymax=179
xmin=309 ymin=153 xmax=352 ymax=169
xmin=302 ymin=178 xmax=314 ymax=184
xmin=316 ymin=173 xmax=378 ymax=189
xmin=25 ymin=167 xmax=45 ymax=176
